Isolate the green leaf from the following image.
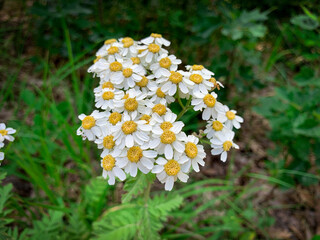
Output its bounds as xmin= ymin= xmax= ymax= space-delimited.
xmin=291 ymin=15 xmax=319 ymax=30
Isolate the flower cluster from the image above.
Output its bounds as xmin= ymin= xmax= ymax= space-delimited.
xmin=77 ymin=34 xmax=243 ymax=191
xmin=0 ymin=123 xmax=16 ymax=164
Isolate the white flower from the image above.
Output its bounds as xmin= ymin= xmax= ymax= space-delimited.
xmin=158 ymin=70 xmax=194 ymax=96
xmin=149 ymin=115 xmax=186 ymax=159
xmin=0 ymin=152 xmax=4 ymax=161
xmin=152 ymin=152 xmax=189 ymax=191
xmin=94 ymin=81 xmax=115 ymax=94
xmin=210 ymin=130 xmax=239 ymax=162
xmin=138 ymin=43 xmax=168 ymax=65
xmin=180 ymin=135 xmax=206 ymax=172
xmin=191 ymin=91 xmax=224 ymax=120
xmin=140 ymin=33 xmax=170 ymax=47
xmin=119 ymin=37 xmax=139 ymax=57
xmin=150 ymin=54 xmax=181 ymax=78
xmin=96 ymin=38 xmax=118 ymax=57
xmin=0 ymin=135 xmax=4 ymax=148
xmin=204 ymin=119 xmax=227 ymax=139
xmin=146 ymin=99 xmax=171 ymax=117
xmin=111 ymin=112 xmax=151 ymax=149
xmin=149 ymin=111 xmax=181 ymax=129
xmin=114 ymin=89 xmax=147 ymax=117
xmin=116 ymin=145 xmax=157 ymax=177
xmin=149 ymin=85 xmax=175 ymax=104
xmin=88 ymin=58 xmax=109 ymax=77
xmin=94 ymin=127 xmax=118 ymax=156
xmin=0 ymin=123 xmax=16 ymax=142
xmin=100 ymin=149 xmax=126 ymax=185
xmin=186 ymin=64 xmax=214 ymax=76
xmin=95 ymin=88 xmax=124 ymax=111
xmin=133 ymin=75 xmax=157 ymax=94
xmin=183 ymin=69 xmax=213 ymax=95
xmin=130 ymin=57 xmax=147 ymax=75
xmin=217 ymin=106 xmax=244 ymax=129
xmin=77 ymin=111 xmax=107 ymax=141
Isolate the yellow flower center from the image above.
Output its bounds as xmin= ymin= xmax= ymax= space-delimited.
xmin=136 ymin=76 xmax=148 ymax=87
xmin=104 ymin=38 xmax=117 ymax=45
xmin=203 ymin=94 xmax=216 ymax=107
xmin=226 ymin=111 xmax=235 ymax=120
xmin=192 ymin=65 xmax=204 ymax=71
xmin=151 ymin=33 xmax=162 ymax=38
xmin=0 ymin=130 xmax=8 ymax=136
xmin=102 ymin=82 xmax=114 ymax=89
xmin=160 ymin=130 xmax=176 ymax=144
xmin=212 ymin=121 xmax=223 ymax=131
xmin=127 ymin=146 xmax=143 ymax=163
xmin=148 ymin=43 xmax=160 ymax=53
xmin=122 ymin=121 xmax=137 ymax=135
xmin=156 ymin=88 xmax=166 ymax=98
xmin=103 ymin=135 xmax=115 ymax=149
xmin=223 ymin=141 xmax=233 ymax=151
xmin=102 ymin=91 xmax=114 ymax=100
xmin=122 ymin=68 xmax=133 ymax=78
xmin=124 ymin=98 xmax=138 ymax=112
xmin=110 ymin=62 xmax=122 ymax=72
xmin=210 ymin=77 xmax=220 ymax=90
xmin=102 ymin=155 xmax=115 ymax=171
xmin=185 ymin=142 xmax=198 ymax=159
xmin=109 ymin=112 xmax=122 ymax=125
xmin=131 ymin=57 xmax=140 ymax=64
xmin=159 ymin=57 xmax=172 ymax=68
xmin=94 ymin=56 xmax=102 ymax=63
xmin=82 ymin=116 xmax=95 ymax=130
xmin=140 ymin=114 xmax=151 ymax=124
xmin=164 ymin=159 xmax=180 ymax=176
xmin=160 ymin=121 xmax=173 ymax=130
xmin=169 ymin=71 xmax=183 ymax=84
xmin=123 ymin=93 xmax=129 ymax=99
xmin=122 ymin=37 xmax=134 ymax=48
xmin=108 ymin=46 xmax=119 ymax=55
xmin=152 ymin=104 xmax=167 ymax=116
xmin=190 ymin=74 xmax=203 ymax=84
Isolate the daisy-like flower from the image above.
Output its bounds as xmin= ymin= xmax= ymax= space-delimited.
xmin=111 ymin=112 xmax=151 ymax=149
xmin=134 ymin=75 xmax=157 ymax=94
xmin=0 ymin=123 xmax=16 ymax=142
xmin=204 ymin=119 xmax=227 ymax=139
xmin=130 ymin=57 xmax=147 ymax=75
xmin=191 ymin=91 xmax=224 ymax=120
xmin=117 ymin=145 xmax=157 ymax=177
xmin=94 ymin=88 xmax=124 ymax=111
xmin=96 ymin=38 xmax=118 ymax=57
xmin=0 ymin=135 xmax=4 ymax=148
xmin=0 ymin=152 xmax=4 ymax=161
xmin=210 ymin=130 xmax=239 ymax=162
xmin=147 ymin=99 xmax=171 ymax=117
xmin=77 ymin=111 xmax=107 ymax=141
xmin=152 ymin=152 xmax=189 ymax=191
xmin=138 ymin=43 xmax=168 ymax=65
xmin=141 ymin=33 xmax=170 ymax=47
xmin=149 ymin=116 xmax=186 ymax=159
xmin=94 ymin=81 xmax=115 ymax=94
xmin=100 ymin=149 xmax=126 ymax=185
xmin=149 ymin=111 xmax=182 ymax=130
xmin=209 ymin=77 xmax=224 ymax=90
xmin=114 ymin=89 xmax=147 ymax=117
xmin=94 ymin=127 xmax=117 ymax=156
xmin=119 ymin=37 xmax=138 ymax=57
xmin=88 ymin=58 xmax=109 ymax=78
xmin=183 ymin=68 xmax=214 ymax=95
xmin=158 ymin=70 xmax=194 ymax=96
xmin=149 ymin=85 xmax=175 ymax=104
xmin=186 ymin=64 xmax=214 ymax=76
xmin=180 ymin=135 xmax=206 ymax=172
xmin=217 ymin=105 xmax=244 ymax=129
xmin=150 ymin=54 xmax=181 ymax=78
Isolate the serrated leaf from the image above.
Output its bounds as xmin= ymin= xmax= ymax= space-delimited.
xmin=291 ymin=15 xmax=319 ymax=30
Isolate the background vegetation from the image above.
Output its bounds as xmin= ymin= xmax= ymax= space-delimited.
xmin=0 ymin=0 xmax=320 ymax=239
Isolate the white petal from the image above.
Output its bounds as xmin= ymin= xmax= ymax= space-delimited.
xmin=177 ymin=172 xmax=189 ymax=182
xmin=221 ymin=151 xmax=228 ymax=162
xmin=164 ymin=144 xmax=173 ymax=159
xmin=114 ymin=167 xmax=126 ymax=181
xmin=165 ymin=176 xmax=174 ymax=191
xmin=152 ymin=165 xmax=164 ymax=173
xmin=125 ymin=135 xmax=134 ymax=147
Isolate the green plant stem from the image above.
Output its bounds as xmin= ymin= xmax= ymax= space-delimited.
xmin=144 ymin=181 xmax=152 ymax=204
xmin=177 ymin=96 xmax=192 ymax=120
xmin=176 ymin=90 xmax=185 ymax=109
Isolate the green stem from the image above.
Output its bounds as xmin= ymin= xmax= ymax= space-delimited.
xmin=176 ymin=96 xmax=192 ymax=120
xmin=144 ymin=181 xmax=152 ymax=204
xmin=176 ymin=90 xmax=185 ymax=109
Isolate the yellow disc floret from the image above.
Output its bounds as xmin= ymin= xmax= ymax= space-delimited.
xmin=203 ymin=94 xmax=216 ymax=107
xmin=108 ymin=46 xmax=119 ymax=55
xmin=159 ymin=57 xmax=172 ymax=69
xmin=127 ymin=146 xmax=143 ymax=163
xmin=226 ymin=111 xmax=235 ymax=120
xmin=169 ymin=71 xmax=183 ymax=84
xmin=212 ymin=120 xmax=223 ymax=131
xmin=124 ymin=98 xmax=138 ymax=112
xmin=164 ymin=159 xmax=180 ymax=176
xmin=110 ymin=61 xmax=122 ymax=72
xmin=122 ymin=37 xmax=134 ymax=48
xmin=104 ymin=39 xmax=117 ymax=45
xmin=102 ymin=82 xmax=114 ymax=89
xmin=160 ymin=130 xmax=176 ymax=144
xmin=131 ymin=57 xmax=140 ymax=64
xmin=152 ymin=104 xmax=167 ymax=116
xmin=190 ymin=74 xmax=203 ymax=84
xmin=136 ymin=76 xmax=148 ymax=87
xmin=109 ymin=112 xmax=122 ymax=125
xmin=102 ymin=155 xmax=115 ymax=171
xmin=156 ymin=88 xmax=166 ymax=98
xmin=151 ymin=33 xmax=162 ymax=38
xmin=192 ymin=65 xmax=204 ymax=71
xmin=122 ymin=68 xmax=133 ymax=78
xmin=185 ymin=142 xmax=198 ymax=159
xmin=160 ymin=121 xmax=173 ymax=130
xmin=0 ymin=130 xmax=8 ymax=136
xmin=82 ymin=116 xmax=95 ymax=130
xmin=103 ymin=135 xmax=115 ymax=149
xmin=122 ymin=121 xmax=137 ymax=135
xmin=223 ymin=141 xmax=233 ymax=151
xmin=148 ymin=43 xmax=160 ymax=53
xmin=102 ymin=91 xmax=114 ymax=100
xmin=140 ymin=114 xmax=151 ymax=124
